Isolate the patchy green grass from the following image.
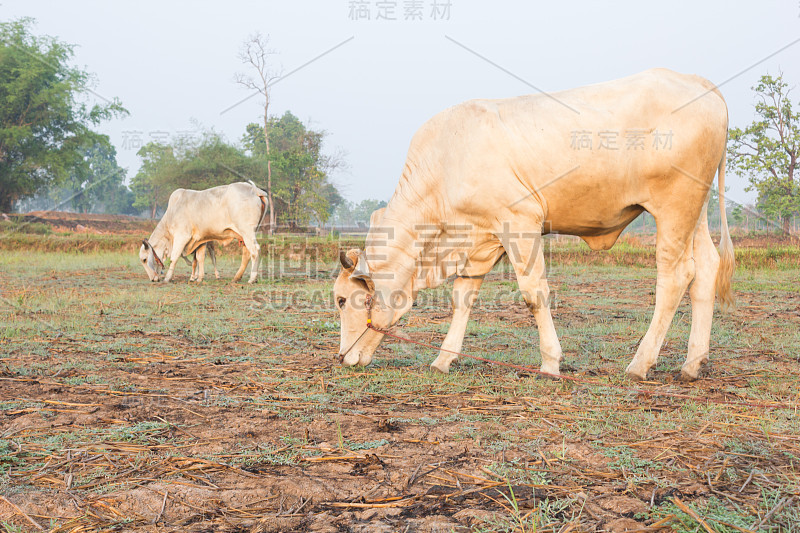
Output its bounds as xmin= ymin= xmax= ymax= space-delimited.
xmin=1 ymin=250 xmax=799 ymax=531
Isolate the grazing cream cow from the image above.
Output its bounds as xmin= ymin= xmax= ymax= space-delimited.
xmin=139 ymin=181 xmax=267 ymax=283
xmin=335 ymin=69 xmax=734 ymax=382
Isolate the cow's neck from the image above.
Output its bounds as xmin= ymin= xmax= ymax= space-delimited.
xmin=148 ymin=223 xmax=172 ymax=261
xmin=366 ymin=204 xmax=442 ymax=310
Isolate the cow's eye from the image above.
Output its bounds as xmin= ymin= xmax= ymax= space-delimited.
xmin=337 ymin=297 xmax=346 ymax=309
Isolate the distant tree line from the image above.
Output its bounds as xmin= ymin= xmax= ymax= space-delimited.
xmin=329 ymin=198 xmax=388 ymax=227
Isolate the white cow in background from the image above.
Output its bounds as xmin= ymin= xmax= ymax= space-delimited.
xmin=334 ymin=69 xmax=734 ymax=382
xmin=139 ymin=181 xmax=268 ymax=283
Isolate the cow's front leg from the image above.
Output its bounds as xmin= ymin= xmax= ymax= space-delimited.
xmin=431 ymin=276 xmax=484 ymax=373
xmin=505 ymin=233 xmax=562 ymax=376
xmin=163 ymin=237 xmax=190 ymax=283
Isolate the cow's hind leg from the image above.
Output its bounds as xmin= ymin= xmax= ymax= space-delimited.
xmin=243 ymin=233 xmax=260 ymax=284
xmin=625 ymin=216 xmax=697 ymax=381
xmin=194 ymin=244 xmax=207 ymax=283
xmin=207 ymin=243 xmax=220 ymax=279
xmin=681 ymin=205 xmax=720 ymax=381
xmin=505 ymin=233 xmax=562 ymax=375
xmin=431 ymin=275 xmax=484 ymax=373
xmin=184 ymin=253 xmax=198 ymax=282
xmin=232 ymin=246 xmax=251 ymax=283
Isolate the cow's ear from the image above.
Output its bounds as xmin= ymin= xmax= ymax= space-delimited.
xmin=142 ymin=239 xmax=150 ymax=249
xmin=349 ymin=250 xmax=374 ymax=291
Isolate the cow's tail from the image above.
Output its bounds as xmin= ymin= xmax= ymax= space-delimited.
xmin=248 ymin=180 xmax=269 ymax=230
xmin=716 ymin=149 xmax=735 ymax=312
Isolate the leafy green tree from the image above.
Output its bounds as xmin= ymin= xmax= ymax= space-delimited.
xmin=105 ymin=184 xmax=136 ymax=215
xmin=352 ymin=198 xmax=388 ymax=225
xmin=0 ymin=18 xmax=127 ymax=212
xmin=730 ymin=205 xmax=744 ymax=228
xmin=243 ymin=112 xmax=343 ymax=227
xmin=131 ymin=133 xmax=254 ymax=218
xmin=60 ymin=142 xmax=127 ymax=213
xmin=728 ymin=74 xmax=799 ymax=233
xmin=319 ymin=182 xmax=344 ymax=225
xmin=16 ymin=142 xmax=134 ymax=214
xmin=177 ymin=132 xmax=252 ymax=190
xmin=131 ymin=142 xmax=177 ymax=218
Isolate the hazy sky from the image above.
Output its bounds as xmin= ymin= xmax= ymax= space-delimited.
xmin=4 ymin=1 xmax=800 ymax=207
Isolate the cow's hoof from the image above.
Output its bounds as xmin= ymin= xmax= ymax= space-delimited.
xmin=626 ymin=369 xmax=647 ymax=382
xmin=539 ymin=364 xmax=561 ymax=378
xmin=430 ymin=363 xmax=450 ymax=374
xmin=679 ymin=359 xmax=709 ymax=382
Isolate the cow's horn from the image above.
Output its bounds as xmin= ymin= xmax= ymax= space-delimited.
xmin=339 ymin=250 xmax=354 ymax=270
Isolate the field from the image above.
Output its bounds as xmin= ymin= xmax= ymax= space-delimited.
xmin=2 ymin=231 xmax=800 ymax=532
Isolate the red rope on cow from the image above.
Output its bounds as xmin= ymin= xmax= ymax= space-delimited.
xmin=362 ymin=298 xmax=796 ymax=410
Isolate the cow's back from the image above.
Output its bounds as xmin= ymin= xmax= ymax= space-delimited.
xmin=161 ymin=182 xmax=264 ymax=235
xmin=398 ymin=69 xmax=727 ymax=237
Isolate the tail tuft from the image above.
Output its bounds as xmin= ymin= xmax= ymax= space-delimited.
xmin=715 ymin=150 xmax=735 ymax=312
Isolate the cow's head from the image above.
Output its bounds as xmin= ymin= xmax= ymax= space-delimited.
xmin=139 ymin=239 xmax=165 ymax=282
xmin=334 ymin=249 xmax=395 ymax=367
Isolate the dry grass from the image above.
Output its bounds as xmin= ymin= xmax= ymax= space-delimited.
xmin=1 ymin=245 xmax=799 ymax=532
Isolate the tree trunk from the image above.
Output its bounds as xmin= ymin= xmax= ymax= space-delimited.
xmin=151 ymin=201 xmax=157 ymax=220
xmin=0 ymin=194 xmax=13 ymax=213
xmin=263 ymin=107 xmax=274 ymax=236
xmin=268 ymin=159 xmax=276 ymax=233
xmin=783 ymin=216 xmax=791 ymax=234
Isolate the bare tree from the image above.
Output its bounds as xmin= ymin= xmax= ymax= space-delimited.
xmin=235 ymin=33 xmax=281 ymax=234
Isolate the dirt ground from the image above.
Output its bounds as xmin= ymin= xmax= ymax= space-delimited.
xmin=1 ymin=250 xmax=799 ymax=532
